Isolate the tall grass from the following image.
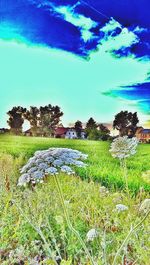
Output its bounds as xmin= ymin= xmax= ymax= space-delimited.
xmin=0 ymin=153 xmax=149 ymax=264
xmin=0 ymin=136 xmax=150 ymax=264
xmin=0 ymin=135 xmax=150 ymax=193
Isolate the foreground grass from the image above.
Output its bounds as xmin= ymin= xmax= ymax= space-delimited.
xmin=0 ymin=135 xmax=150 ymax=193
xmin=0 ymin=153 xmax=150 ymax=264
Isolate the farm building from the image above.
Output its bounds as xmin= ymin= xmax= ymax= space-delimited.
xmin=23 ymin=127 xmax=86 ymax=139
xmin=135 ymin=127 xmax=150 ymax=143
xmin=55 ymin=127 xmax=86 ymax=139
xmin=0 ymin=128 xmax=9 ymax=134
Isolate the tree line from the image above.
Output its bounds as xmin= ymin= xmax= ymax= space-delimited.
xmin=4 ymin=104 xmax=139 ymax=140
xmin=7 ymin=105 xmax=63 ymax=137
xmin=75 ymin=110 xmax=139 ymax=140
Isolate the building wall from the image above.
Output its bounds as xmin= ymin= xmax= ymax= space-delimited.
xmin=136 ymin=132 xmax=150 ymax=142
xmin=65 ymin=129 xmax=77 ymax=139
xmin=81 ymin=131 xmax=86 ymax=139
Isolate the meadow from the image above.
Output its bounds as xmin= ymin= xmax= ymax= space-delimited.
xmin=0 ymin=135 xmax=150 ymax=264
xmin=1 ymin=135 xmax=150 ymax=192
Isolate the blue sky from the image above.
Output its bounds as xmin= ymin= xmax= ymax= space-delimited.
xmin=0 ymin=0 xmax=150 ymax=127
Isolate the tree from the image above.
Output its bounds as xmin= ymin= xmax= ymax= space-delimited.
xmin=85 ymin=117 xmax=97 ymax=136
xmin=113 ymin=111 xmax=139 ymax=137
xmin=74 ymin=120 xmax=82 ymax=138
xmin=39 ymin=104 xmax=63 ymax=137
xmin=87 ymin=128 xmax=101 ymax=140
xmin=98 ymin=123 xmax=110 ymax=140
xmin=128 ymin=112 xmax=139 ymax=137
xmin=7 ymin=106 xmax=26 ymax=135
xmin=23 ymin=107 xmax=39 ymax=136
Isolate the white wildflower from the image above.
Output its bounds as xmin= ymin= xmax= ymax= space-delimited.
xmin=61 ymin=165 xmax=75 ymax=175
xmin=116 ymin=204 xmax=128 ymax=212
xmin=31 ymin=171 xmax=44 ymax=182
xmin=36 ymin=158 xmax=44 ymax=164
xmin=42 ymin=152 xmax=51 ymax=159
xmin=73 ymin=160 xmax=87 ymax=167
xmin=86 ymin=228 xmax=98 ymax=242
xmin=64 ymin=200 xmax=70 ymax=205
xmin=34 ymin=150 xmax=43 ymax=157
xmin=38 ymin=162 xmax=48 ymax=170
xmin=53 ymin=159 xmax=63 ymax=167
xmin=18 ymin=148 xmax=88 ymax=186
xmin=45 ymin=156 xmax=54 ymax=163
xmin=63 ymin=157 xmax=75 ymax=165
xmin=27 ymin=166 xmax=38 ymax=174
xmin=20 ymin=164 xmax=29 ymax=174
xmin=110 ymin=136 xmax=138 ymax=159
xmin=139 ymin=199 xmax=150 ymax=213
xmin=18 ymin=173 xmax=30 ymax=186
xmin=99 ymin=186 xmax=109 ymax=195
xmin=45 ymin=167 xmax=58 ymax=175
xmin=80 ymin=154 xmax=88 ymax=160
xmin=28 ymin=157 xmax=36 ymax=163
xmin=68 ymin=152 xmax=81 ymax=159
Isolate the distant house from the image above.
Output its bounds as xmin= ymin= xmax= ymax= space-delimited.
xmin=135 ymin=127 xmax=150 ymax=143
xmin=0 ymin=128 xmax=9 ymax=134
xmin=55 ymin=127 xmax=68 ymax=138
xmin=80 ymin=131 xmax=86 ymax=139
xmin=65 ymin=128 xmax=78 ymax=139
xmin=55 ymin=127 xmax=86 ymax=139
xmin=24 ymin=129 xmax=32 ymax=136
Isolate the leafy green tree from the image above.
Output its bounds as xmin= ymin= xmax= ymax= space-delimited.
xmin=128 ymin=112 xmax=139 ymax=137
xmin=74 ymin=120 xmax=82 ymax=138
xmin=113 ymin=111 xmax=139 ymax=137
xmin=87 ymin=128 xmax=101 ymax=140
xmin=23 ymin=107 xmax=39 ymax=136
xmin=85 ymin=117 xmax=97 ymax=136
xmin=39 ymin=104 xmax=63 ymax=137
xmin=98 ymin=123 xmax=110 ymax=140
xmin=7 ymin=106 xmax=26 ymax=135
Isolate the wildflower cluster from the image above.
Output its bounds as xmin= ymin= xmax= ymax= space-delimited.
xmin=116 ymin=204 xmax=128 ymax=212
xmin=86 ymin=228 xmax=98 ymax=242
xmin=139 ymin=199 xmax=150 ymax=213
xmin=109 ymin=136 xmax=138 ymax=159
xmin=18 ymin=148 xmax=88 ymax=186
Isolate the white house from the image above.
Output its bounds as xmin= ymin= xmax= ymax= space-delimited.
xmin=81 ymin=131 xmax=86 ymax=139
xmin=54 ymin=127 xmax=86 ymax=139
xmin=65 ymin=128 xmax=77 ymax=139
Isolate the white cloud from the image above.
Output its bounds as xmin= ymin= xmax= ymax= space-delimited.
xmin=80 ymin=29 xmax=95 ymax=42
xmin=101 ymin=18 xmax=122 ymax=33
xmin=53 ymin=5 xmax=97 ymax=42
xmin=55 ymin=5 xmax=97 ymax=30
xmin=100 ymin=18 xmax=139 ymax=51
xmin=133 ymin=26 xmax=148 ymax=34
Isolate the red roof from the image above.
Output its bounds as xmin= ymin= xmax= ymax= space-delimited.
xmin=55 ymin=127 xmax=68 ymax=136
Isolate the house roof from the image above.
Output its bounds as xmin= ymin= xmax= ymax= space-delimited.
xmin=24 ymin=129 xmax=31 ymax=133
xmin=55 ymin=127 xmax=68 ymax=135
xmin=55 ymin=127 xmax=85 ymax=136
xmin=142 ymin=129 xmax=150 ymax=133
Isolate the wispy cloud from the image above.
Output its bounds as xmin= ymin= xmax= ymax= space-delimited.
xmin=103 ymin=81 xmax=150 ymax=115
xmin=100 ymin=18 xmax=139 ymax=52
xmin=53 ymin=4 xmax=98 ymax=42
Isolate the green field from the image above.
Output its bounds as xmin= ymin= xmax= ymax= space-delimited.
xmin=0 ymin=135 xmax=150 ymax=264
xmin=0 ymin=135 xmax=150 ymax=192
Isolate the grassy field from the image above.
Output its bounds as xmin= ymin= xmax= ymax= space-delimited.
xmin=0 ymin=135 xmax=150 ymax=264
xmin=0 ymin=135 xmax=150 ymax=193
